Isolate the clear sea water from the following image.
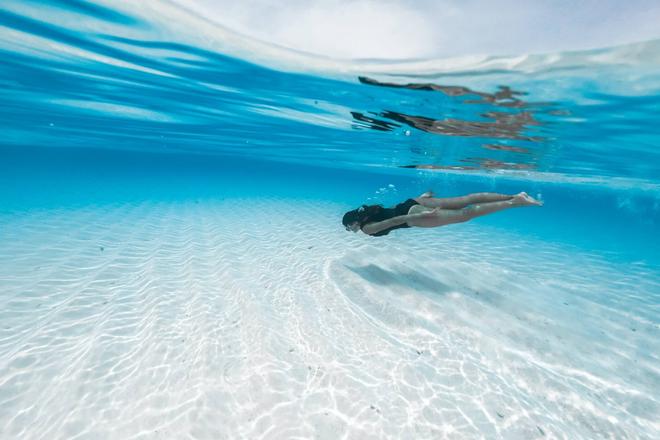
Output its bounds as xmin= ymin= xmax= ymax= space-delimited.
xmin=1 ymin=1 xmax=659 ymax=439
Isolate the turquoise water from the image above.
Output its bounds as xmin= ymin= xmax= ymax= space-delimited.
xmin=1 ymin=1 xmax=659 ymax=439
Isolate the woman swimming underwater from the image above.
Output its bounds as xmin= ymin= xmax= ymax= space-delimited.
xmin=342 ymin=191 xmax=542 ymax=236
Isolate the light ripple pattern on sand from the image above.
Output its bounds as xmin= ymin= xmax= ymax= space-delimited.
xmin=0 ymin=199 xmax=658 ymax=439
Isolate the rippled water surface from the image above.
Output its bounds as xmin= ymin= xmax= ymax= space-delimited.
xmin=1 ymin=1 xmax=659 ymax=439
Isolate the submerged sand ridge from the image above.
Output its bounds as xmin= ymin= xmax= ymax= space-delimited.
xmin=0 ymin=198 xmax=658 ymax=439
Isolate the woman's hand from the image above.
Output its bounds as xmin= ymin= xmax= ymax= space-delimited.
xmin=408 ymin=208 xmax=439 ymax=220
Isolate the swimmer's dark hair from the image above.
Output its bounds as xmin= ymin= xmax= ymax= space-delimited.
xmin=342 ymin=204 xmax=383 ymax=228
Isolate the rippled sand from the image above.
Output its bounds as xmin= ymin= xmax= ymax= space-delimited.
xmin=0 ymin=199 xmax=658 ymax=439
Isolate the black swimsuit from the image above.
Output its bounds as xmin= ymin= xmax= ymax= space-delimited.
xmin=363 ymin=198 xmax=420 ymax=237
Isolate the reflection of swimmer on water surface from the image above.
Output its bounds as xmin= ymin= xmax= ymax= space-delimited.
xmin=355 ymin=76 xmax=544 ymax=142
xmin=351 ymin=79 xmax=541 ymax=142
xmin=401 ymin=157 xmax=535 ymax=171
xmin=353 ymin=76 xmax=545 ymax=171
xmin=381 ymin=110 xmax=541 ymax=142
xmin=342 ymin=191 xmax=542 ymax=237
xmin=358 ymin=76 xmax=527 ymax=107
xmin=351 ymin=109 xmax=540 ymax=142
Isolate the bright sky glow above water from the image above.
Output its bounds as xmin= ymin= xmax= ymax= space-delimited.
xmin=180 ymin=0 xmax=660 ymax=59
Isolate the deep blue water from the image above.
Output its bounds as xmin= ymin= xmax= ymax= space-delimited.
xmin=0 ymin=1 xmax=659 ymax=259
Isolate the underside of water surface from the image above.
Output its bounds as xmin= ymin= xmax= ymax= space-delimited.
xmin=1 ymin=1 xmax=659 ymax=439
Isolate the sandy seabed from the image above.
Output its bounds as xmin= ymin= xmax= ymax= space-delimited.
xmin=0 ymin=198 xmax=658 ymax=439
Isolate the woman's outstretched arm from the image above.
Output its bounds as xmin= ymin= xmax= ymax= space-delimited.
xmin=361 ymin=210 xmax=438 ymax=235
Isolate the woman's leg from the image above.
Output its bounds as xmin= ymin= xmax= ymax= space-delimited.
xmin=407 ymin=193 xmax=541 ymax=228
xmin=415 ymin=192 xmax=515 ymax=209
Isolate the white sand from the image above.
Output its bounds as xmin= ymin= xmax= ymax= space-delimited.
xmin=0 ymin=198 xmax=658 ymax=439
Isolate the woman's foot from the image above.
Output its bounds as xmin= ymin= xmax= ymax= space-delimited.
xmin=512 ymin=192 xmax=543 ymax=206
xmin=419 ymin=190 xmax=435 ymax=198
